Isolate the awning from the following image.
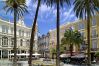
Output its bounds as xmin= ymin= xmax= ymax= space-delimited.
xmin=9 ymin=53 xmax=41 ymax=56
xmin=32 ymin=52 xmax=41 ymax=56
xmin=60 ymin=54 xmax=70 ymax=58
xmin=9 ymin=53 xmax=29 ymax=56
xmin=71 ymin=53 xmax=85 ymax=58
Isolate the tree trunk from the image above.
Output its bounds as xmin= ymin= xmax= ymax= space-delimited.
xmin=87 ymin=13 xmax=91 ymax=66
xmin=28 ymin=0 xmax=41 ymax=66
xmin=87 ymin=0 xmax=91 ymax=65
xmin=13 ymin=8 xmax=17 ymax=66
xmin=56 ymin=0 xmax=60 ymax=66
xmin=70 ymin=44 xmax=73 ymax=57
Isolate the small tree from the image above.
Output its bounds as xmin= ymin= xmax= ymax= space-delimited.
xmin=95 ymin=52 xmax=99 ymax=60
xmin=61 ymin=29 xmax=83 ymax=57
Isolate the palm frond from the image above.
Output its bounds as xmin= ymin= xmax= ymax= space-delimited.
xmin=61 ymin=29 xmax=83 ymax=46
xmin=46 ymin=0 xmax=70 ymax=7
xmin=73 ymin=0 xmax=99 ymax=19
xmin=3 ymin=0 xmax=28 ymax=19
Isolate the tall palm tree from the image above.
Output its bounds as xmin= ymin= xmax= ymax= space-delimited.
xmin=61 ymin=29 xmax=83 ymax=57
xmin=74 ymin=0 xmax=99 ymax=65
xmin=46 ymin=0 xmax=70 ymax=66
xmin=28 ymin=0 xmax=42 ymax=66
xmin=3 ymin=0 xmax=28 ymax=65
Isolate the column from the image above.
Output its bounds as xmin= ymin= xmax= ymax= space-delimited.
xmin=9 ymin=38 xmax=11 ymax=47
xmin=26 ymin=51 xmax=29 ymax=58
xmin=20 ymin=50 xmax=21 ymax=59
xmin=8 ymin=50 xmax=9 ymax=59
xmin=8 ymin=38 xmax=10 ymax=47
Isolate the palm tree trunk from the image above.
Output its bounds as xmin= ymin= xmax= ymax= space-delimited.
xmin=87 ymin=14 xmax=91 ymax=66
xmin=87 ymin=0 xmax=91 ymax=65
xmin=13 ymin=8 xmax=17 ymax=66
xmin=28 ymin=0 xmax=41 ymax=66
xmin=56 ymin=0 xmax=60 ymax=66
xmin=69 ymin=44 xmax=73 ymax=63
xmin=70 ymin=44 xmax=73 ymax=56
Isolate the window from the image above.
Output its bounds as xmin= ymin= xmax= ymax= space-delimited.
xmin=20 ymin=39 xmax=23 ymax=46
xmin=92 ymin=18 xmax=96 ymax=26
xmin=80 ymin=32 xmax=84 ymax=37
xmin=19 ymin=30 xmax=21 ymax=36
xmin=11 ymin=27 xmax=13 ymax=34
xmin=22 ymin=31 xmax=24 ymax=36
xmin=92 ymin=29 xmax=97 ymax=38
xmin=26 ymin=32 xmax=30 ymax=37
xmin=2 ymin=26 xmax=5 ymax=33
xmin=92 ymin=40 xmax=97 ymax=49
xmin=2 ymin=25 xmax=8 ymax=33
xmin=2 ymin=36 xmax=8 ymax=47
xmin=6 ymin=26 xmax=8 ymax=33
xmin=78 ymin=23 xmax=84 ymax=30
xmin=26 ymin=40 xmax=29 ymax=46
xmin=26 ymin=32 xmax=28 ymax=37
xmin=2 ymin=50 xmax=8 ymax=58
xmin=11 ymin=38 xmax=14 ymax=46
xmin=28 ymin=32 xmax=30 ymax=37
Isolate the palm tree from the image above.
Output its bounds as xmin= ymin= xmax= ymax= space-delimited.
xmin=46 ymin=0 xmax=70 ymax=66
xmin=74 ymin=0 xmax=99 ymax=65
xmin=28 ymin=0 xmax=42 ymax=66
xmin=61 ymin=29 xmax=83 ymax=57
xmin=3 ymin=0 xmax=28 ymax=65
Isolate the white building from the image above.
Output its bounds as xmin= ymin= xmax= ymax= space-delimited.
xmin=0 ymin=17 xmax=32 ymax=59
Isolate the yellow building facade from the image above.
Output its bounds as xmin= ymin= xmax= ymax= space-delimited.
xmin=49 ymin=14 xmax=99 ymax=56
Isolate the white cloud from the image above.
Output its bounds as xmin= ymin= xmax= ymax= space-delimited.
xmin=62 ymin=6 xmax=74 ymax=22
xmin=0 ymin=0 xmax=6 ymax=1
xmin=40 ymin=4 xmax=51 ymax=12
xmin=52 ymin=9 xmax=57 ymax=15
xmin=26 ymin=0 xmax=31 ymax=6
xmin=32 ymin=3 xmax=37 ymax=8
xmin=70 ymin=14 xmax=75 ymax=18
xmin=63 ymin=11 xmax=68 ymax=16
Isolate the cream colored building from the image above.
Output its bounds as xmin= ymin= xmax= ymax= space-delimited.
xmin=49 ymin=14 xmax=99 ymax=55
xmin=0 ymin=17 xmax=36 ymax=60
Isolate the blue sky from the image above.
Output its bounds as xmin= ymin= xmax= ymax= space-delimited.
xmin=0 ymin=0 xmax=78 ymax=35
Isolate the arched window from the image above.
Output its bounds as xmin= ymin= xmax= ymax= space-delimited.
xmin=20 ymin=39 xmax=23 ymax=46
xmin=11 ymin=38 xmax=14 ymax=46
xmin=2 ymin=36 xmax=8 ymax=47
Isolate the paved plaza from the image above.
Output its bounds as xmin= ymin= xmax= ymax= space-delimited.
xmin=0 ymin=59 xmax=99 ymax=66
